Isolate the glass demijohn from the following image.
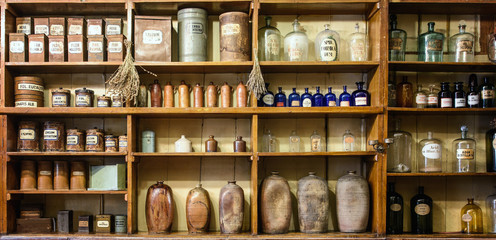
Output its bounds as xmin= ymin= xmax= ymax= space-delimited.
xmin=284 ymin=19 xmax=309 ymax=61
xmin=343 ymin=130 xmax=355 ymax=152
xmin=461 ymin=198 xmax=483 ymax=234
xmin=450 ymin=21 xmax=475 ymax=62
xmin=418 ymin=131 xmax=442 ymax=173
xmin=389 ymin=14 xmax=407 ymax=61
xmin=453 ymin=125 xmax=476 ymax=173
xmin=315 ymin=24 xmax=340 ymax=61
xmin=418 ymin=22 xmax=445 ymax=62
xmin=258 ymin=16 xmax=282 ymax=61
xmin=289 ymin=130 xmax=300 ymax=152
xmin=310 ymin=130 xmax=322 ymax=152
xmin=387 ymin=119 xmax=412 ymax=173
xmin=349 ymin=23 xmax=368 ymax=61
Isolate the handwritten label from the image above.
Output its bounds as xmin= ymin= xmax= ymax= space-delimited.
xmin=143 ymin=30 xmax=163 ymax=44
xmin=68 ymin=42 xmax=83 ymax=54
xmin=15 ymin=101 xmax=37 ymax=107
xmin=221 ymin=24 xmax=240 ymax=36
xmin=29 ymin=41 xmax=43 ymax=54
xmin=18 ymin=83 xmax=44 ymax=92
xmin=10 ymin=41 xmax=25 ymax=53
xmin=19 ymin=129 xmax=35 ymax=140
xmin=35 ymin=25 xmax=49 ymax=35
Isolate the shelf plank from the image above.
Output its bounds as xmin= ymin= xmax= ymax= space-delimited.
xmin=255 ymin=106 xmax=383 ymax=118
xmin=7 ymin=152 xmax=126 ymax=157
xmin=8 ymin=190 xmax=127 ymax=195
xmin=259 ymin=151 xmax=376 ymax=157
xmin=387 ymin=172 xmax=496 ymax=177
xmin=260 ymin=61 xmax=379 ymax=73
xmin=259 ymin=1 xmax=379 ymax=15
xmin=133 ymin=152 xmax=252 ymax=157
xmin=5 ymin=0 xmax=126 ymax=15
xmin=387 ymin=107 xmax=496 ymax=115
xmin=5 ymin=62 xmax=123 ymax=74
xmin=389 ymin=61 xmax=496 ymax=72
xmin=387 ymin=233 xmax=496 ymax=239
xmin=133 ymin=1 xmax=252 ymax=16
xmin=389 ymin=1 xmax=496 ymax=14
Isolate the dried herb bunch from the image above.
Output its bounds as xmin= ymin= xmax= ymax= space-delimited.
xmin=248 ymin=48 xmax=267 ymax=99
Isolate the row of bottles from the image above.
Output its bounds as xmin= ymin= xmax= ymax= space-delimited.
xmin=259 ymin=83 xmax=370 ymax=107
xmin=390 ymin=75 xmax=495 ymax=108
xmin=259 ymin=17 xmax=368 ymax=61
xmin=387 ymin=183 xmax=496 ymax=234
xmin=263 ymin=129 xmax=358 ymax=152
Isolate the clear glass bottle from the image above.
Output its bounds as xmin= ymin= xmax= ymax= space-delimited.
xmin=461 ymin=198 xmax=483 ymax=234
xmin=488 ymin=27 xmax=496 ymax=63
xmin=418 ymin=22 xmax=445 ymax=62
xmin=310 ymin=130 xmax=323 ymax=152
xmin=396 ymin=76 xmax=413 ymax=107
xmin=315 ymin=24 xmax=340 ymax=61
xmin=438 ymin=82 xmax=452 ymax=108
xmin=301 ymin=88 xmax=313 ymax=107
xmin=453 ymin=82 xmax=466 ymax=108
xmin=288 ymin=88 xmax=301 ymax=107
xmin=479 ymin=77 xmax=495 ymax=108
xmin=313 ymin=87 xmax=324 ymax=107
xmin=325 ymin=87 xmax=337 ymax=107
xmin=274 ymin=87 xmax=286 ymax=107
xmin=427 ymin=85 xmax=439 ymax=108
xmin=418 ymin=131 xmax=442 ymax=173
xmin=258 ymin=16 xmax=282 ymax=61
xmin=339 ymin=86 xmax=351 ymax=107
xmin=387 ymin=182 xmax=404 ymax=234
xmin=387 ymin=119 xmax=412 ymax=173
xmin=389 ymin=14 xmax=407 ymax=61
xmin=263 ymin=129 xmax=276 ymax=152
xmin=349 ymin=23 xmax=368 ymax=61
xmin=453 ymin=125 xmax=476 ymax=173
xmin=284 ymin=19 xmax=308 ymax=61
xmin=467 ymin=74 xmax=479 ymax=108
xmin=449 ymin=21 xmax=475 ymax=62
xmin=414 ymin=85 xmax=427 ymax=108
xmin=486 ymin=187 xmax=496 ymax=233
xmin=411 ymin=186 xmax=433 ymax=234
xmin=289 ymin=130 xmax=300 ymax=152
xmin=486 ymin=118 xmax=496 ymax=172
xmin=343 ymin=130 xmax=355 ymax=152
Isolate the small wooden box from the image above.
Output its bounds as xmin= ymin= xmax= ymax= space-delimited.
xmin=57 ymin=210 xmax=73 ymax=233
xmin=16 ymin=218 xmax=54 ymax=233
xmin=134 ymin=15 xmax=172 ymax=62
xmin=28 ymin=34 xmax=48 ymax=62
xmin=34 ymin=18 xmax=49 ymax=35
xmin=68 ymin=17 xmax=85 ymax=35
xmin=78 ymin=215 xmax=93 ymax=233
xmin=49 ymin=17 xmax=66 ymax=36
xmin=105 ymin=18 xmax=122 ymax=36
xmin=16 ymin=17 xmax=32 ymax=35
xmin=107 ymin=34 xmax=125 ymax=62
xmin=68 ymin=35 xmax=87 ymax=62
xmin=95 ymin=214 xmax=113 ymax=233
xmin=89 ymin=164 xmax=126 ymax=190
xmin=20 ymin=205 xmax=43 ymax=219
xmin=48 ymin=35 xmax=66 ymax=62
xmin=87 ymin=35 xmax=106 ymax=62
xmin=9 ymin=33 xmax=27 ymax=62
xmin=87 ymin=19 xmax=104 ymax=36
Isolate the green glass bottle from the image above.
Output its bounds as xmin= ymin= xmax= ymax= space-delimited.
xmin=418 ymin=22 xmax=445 ymax=62
xmin=389 ymin=14 xmax=407 ymax=61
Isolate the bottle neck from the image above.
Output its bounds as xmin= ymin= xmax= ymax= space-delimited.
xmin=388 ymin=183 xmax=395 ymax=192
xmin=316 ymin=87 xmax=320 ymax=93
xmin=266 ymin=18 xmax=272 ymax=27
xmin=461 ymin=131 xmax=467 ymax=139
xmin=428 ymin=23 xmax=435 ymax=32
xmin=418 ymin=187 xmax=424 ymax=194
xmin=391 ymin=22 xmax=397 ymax=30
xmin=357 ymin=83 xmax=364 ymax=90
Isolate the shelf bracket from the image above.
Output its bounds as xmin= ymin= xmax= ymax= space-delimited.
xmin=6 ymin=193 xmax=11 ymax=201
xmin=368 ymin=138 xmax=393 ymax=155
xmin=124 ymin=193 xmax=128 ymax=202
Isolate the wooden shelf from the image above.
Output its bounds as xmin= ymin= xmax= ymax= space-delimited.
xmin=260 ymin=61 xmax=379 ymax=73
xmin=259 ymin=0 xmax=379 ymax=15
xmin=5 ymin=62 xmax=123 ymax=74
xmin=389 ymin=1 xmax=496 ymax=14
xmin=136 ymin=61 xmax=253 ymax=74
xmin=133 ymin=152 xmax=252 ymax=157
xmin=133 ymin=0 xmax=252 ymax=15
xmin=387 ymin=233 xmax=496 ymax=239
xmin=256 ymin=106 xmax=383 ymax=118
xmin=387 ymin=172 xmax=496 ymax=177
xmin=259 ymin=151 xmax=376 ymax=157
xmin=8 ymin=190 xmax=127 ymax=195
xmin=5 ymin=0 xmax=127 ymax=15
xmin=387 ymin=107 xmax=496 ymax=115
xmin=7 ymin=152 xmax=126 ymax=157
xmin=389 ymin=61 xmax=496 ymax=72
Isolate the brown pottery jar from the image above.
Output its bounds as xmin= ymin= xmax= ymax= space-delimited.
xmin=145 ymin=181 xmax=174 ymax=234
xmin=233 ymin=136 xmax=246 ymax=152
xmin=205 ymin=135 xmax=217 ymax=152
xmin=336 ymin=170 xmax=369 ymax=233
xmin=297 ymin=172 xmax=329 ymax=233
xmin=206 ymin=82 xmax=217 ymax=107
xmin=186 ymin=184 xmax=211 ymax=234
xmin=219 ymin=181 xmax=244 ymax=234
xmin=178 ymin=80 xmax=190 ymax=108
xmin=220 ymin=82 xmax=231 ymax=108
xmin=150 ymin=80 xmax=162 ymax=107
xmin=260 ymin=171 xmax=291 ymax=234
xmin=193 ymin=83 xmax=203 ymax=107
xmin=236 ymin=81 xmax=247 ymax=107
xmin=164 ymin=82 xmax=174 ymax=107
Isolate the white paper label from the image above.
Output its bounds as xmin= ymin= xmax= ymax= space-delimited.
xmin=68 ymin=25 xmax=83 ymax=35
xmin=52 ymin=95 xmax=67 ymax=106
xmin=15 ymin=101 xmax=37 ymax=107
xmin=328 ymin=100 xmax=336 ymax=106
xmin=88 ymin=25 xmax=102 ymax=35
xmin=106 ymin=25 xmax=121 ymax=35
xmin=44 ymin=129 xmax=59 ymax=140
xmin=19 ymin=129 xmax=35 ymax=140
xmin=10 ymin=41 xmax=25 ymax=53
xmin=108 ymin=41 xmax=122 ymax=53
xmin=67 ymin=135 xmax=79 ymax=145
xmin=49 ymin=42 xmax=64 ymax=54
xmin=86 ymin=135 xmax=98 ymax=145
xmin=29 ymin=41 xmax=43 ymax=54
xmin=291 ymin=100 xmax=300 ymax=107
xmin=88 ymin=41 xmax=103 ymax=53
xmin=302 ymin=98 xmax=312 ymax=107
xmin=50 ymin=25 xmax=64 ymax=35
xmin=119 ymin=140 xmax=127 ymax=147
xmin=416 ymin=94 xmax=427 ymax=104
xmin=17 ymin=24 xmax=31 ymax=34
xmin=68 ymin=42 xmax=83 ymax=54
xmin=422 ymin=143 xmax=441 ymax=159
xmin=482 ymin=90 xmax=495 ymax=100
xmin=97 ymin=221 xmax=109 ymax=228
xmin=457 ymin=148 xmax=474 ymax=160
xmin=340 ymin=100 xmax=350 ymax=107
xmin=39 ymin=170 xmax=51 ymax=176
xmin=320 ymin=38 xmax=337 ymax=61
xmin=221 ymin=24 xmax=240 ymax=36
xmin=73 ymin=171 xmax=84 ymax=176
xmin=105 ymin=140 xmax=116 ymax=147
xmin=143 ymin=30 xmax=163 ymax=44
xmin=468 ymin=95 xmax=479 ymax=105
xmin=415 ymin=204 xmax=431 ymax=216
xmin=428 ymin=96 xmax=438 ymax=104
xmin=263 ymin=94 xmax=274 ymax=105
xmin=188 ymin=23 xmax=204 ymax=34
xmin=98 ymin=100 xmax=109 ymax=107
xmin=440 ymin=98 xmax=452 ymax=108
xmin=18 ymin=83 xmax=44 ymax=92
xmin=355 ymin=97 xmax=367 ymax=106
xmin=76 ymin=95 xmax=90 ymax=106
xmin=35 ymin=25 xmax=49 ymax=35
xmin=462 ymin=213 xmax=472 ymax=222
xmin=455 ymin=98 xmax=466 ymax=108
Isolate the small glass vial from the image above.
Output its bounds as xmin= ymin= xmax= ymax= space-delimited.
xmin=343 ymin=130 xmax=355 ymax=152
xmin=427 ymin=85 xmax=439 ymax=108
xmin=284 ymin=19 xmax=309 ymax=61
xmin=315 ymin=24 xmax=340 ymax=61
xmin=310 ymin=130 xmax=322 ymax=152
xmin=263 ymin=129 xmax=276 ymax=152
xmin=414 ymin=85 xmax=427 ymax=108
xmin=349 ymin=23 xmax=368 ymax=61
xmin=450 ymin=21 xmax=475 ymax=63
xmin=453 ymin=125 xmax=476 ymax=173
xmin=453 ymin=82 xmax=466 ymax=108
xmin=289 ymin=130 xmax=300 ymax=152
xmin=142 ymin=130 xmax=155 ymax=153
xmin=438 ymin=82 xmax=452 ymax=108
xmin=461 ymin=198 xmax=483 ymax=234
xmin=418 ymin=131 xmax=442 ymax=173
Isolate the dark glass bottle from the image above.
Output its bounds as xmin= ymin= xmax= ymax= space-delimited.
xmin=438 ymin=82 xmax=452 ymax=108
xmin=313 ymin=87 xmax=324 ymax=107
xmin=467 ymin=74 xmax=479 ymax=108
xmin=351 ymin=82 xmax=371 ymax=106
xmin=274 ymin=87 xmax=287 ymax=107
xmin=486 ymin=118 xmax=496 ymax=172
xmin=301 ymin=88 xmax=313 ymax=107
xmin=288 ymin=88 xmax=301 ymax=107
xmin=325 ymin=87 xmax=337 ymax=107
xmin=480 ymin=77 xmax=495 ymax=108
xmin=339 ymin=86 xmax=351 ymax=107
xmin=396 ymin=76 xmax=413 ymax=107
xmin=387 ymin=182 xmax=403 ymax=234
xmin=453 ymin=82 xmax=466 ymax=108
xmin=410 ymin=186 xmax=433 ymax=234
xmin=262 ymin=83 xmax=275 ymax=107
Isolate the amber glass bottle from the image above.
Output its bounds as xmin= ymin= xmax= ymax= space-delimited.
xmin=396 ymin=76 xmax=413 ymax=107
xmin=461 ymin=198 xmax=483 ymax=234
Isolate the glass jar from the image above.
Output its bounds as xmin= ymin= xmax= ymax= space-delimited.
xmin=75 ymin=88 xmax=94 ymax=107
xmin=488 ymin=27 xmax=496 ymax=63
xmin=86 ymin=128 xmax=104 ymax=152
xmin=310 ymin=130 xmax=323 ymax=152
xmin=284 ymin=19 xmax=308 ymax=61
xmin=453 ymin=125 xmax=476 ymax=173
xmin=352 ymin=82 xmax=370 ymax=106
xmin=97 ymin=95 xmax=111 ymax=107
xmin=349 ymin=23 xmax=368 ymax=61
xmin=418 ymin=131 xmax=442 ymax=173
xmin=418 ymin=22 xmax=445 ymax=62
xmin=288 ymin=88 xmax=300 ymax=107
xmin=449 ymin=22 xmax=475 ymax=62
xmin=387 ymin=119 xmax=412 ymax=173
xmin=258 ymin=16 xmax=281 ymax=61
xmin=343 ymin=130 xmax=355 ymax=152
xmin=460 ymin=198 xmax=483 ymax=234
xmin=274 ymin=87 xmax=286 ymax=107
xmin=313 ymin=86 xmax=324 ymax=107
xmin=301 ymin=88 xmax=313 ymax=107
xmin=427 ymin=85 xmax=439 ymax=108
xmin=263 ymin=129 xmax=276 ymax=152
xmin=105 ymin=134 xmax=118 ymax=152
xmin=414 ymin=85 xmax=427 ymax=108
xmin=315 ymin=24 xmax=339 ymax=61
xmin=438 ymin=82 xmax=452 ymax=108
xmin=396 ymin=76 xmax=413 ymax=107
xmin=486 ymin=118 xmax=496 ymax=172
xmin=389 ymin=14 xmax=407 ymax=61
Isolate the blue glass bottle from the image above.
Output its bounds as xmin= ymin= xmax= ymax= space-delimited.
xmin=325 ymin=87 xmax=337 ymax=106
xmin=262 ymin=83 xmax=275 ymax=107
xmin=351 ymin=82 xmax=371 ymax=106
xmin=339 ymin=86 xmax=351 ymax=106
xmin=274 ymin=87 xmax=287 ymax=107
xmin=313 ymin=87 xmax=325 ymax=106
xmin=288 ymin=88 xmax=300 ymax=107
xmin=301 ymin=88 xmax=313 ymax=107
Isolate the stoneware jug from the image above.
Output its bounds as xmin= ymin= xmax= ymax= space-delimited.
xmin=219 ymin=181 xmax=244 ymax=234
xmin=297 ymin=172 xmax=329 ymax=233
xmin=145 ymin=181 xmax=174 ymax=234
xmin=175 ymin=135 xmax=192 ymax=152
xmin=260 ymin=171 xmax=292 ymax=234
xmin=186 ymin=184 xmax=211 ymax=233
xmin=336 ymin=170 xmax=369 ymax=232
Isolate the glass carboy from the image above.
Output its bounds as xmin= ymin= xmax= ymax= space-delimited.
xmin=449 ymin=21 xmax=475 ymax=62
xmin=418 ymin=131 xmax=442 ymax=173
xmin=284 ymin=19 xmax=308 ymax=61
xmin=387 ymin=119 xmax=412 ymax=173
xmin=258 ymin=16 xmax=281 ymax=61
xmin=315 ymin=24 xmax=339 ymax=61
xmin=418 ymin=22 xmax=444 ymax=62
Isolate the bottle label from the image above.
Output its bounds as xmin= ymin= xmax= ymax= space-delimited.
xmin=49 ymin=42 xmax=64 ymax=54
xmin=328 ymin=100 xmax=336 ymax=106
xmin=67 ymin=135 xmax=79 ymax=145
xmin=390 ymin=203 xmax=402 ymax=212
xmin=44 ymin=129 xmax=59 ymax=140
xmin=422 ymin=143 xmax=441 ymax=159
xmin=493 ymin=137 xmax=496 ymax=150
xmin=88 ymin=41 xmax=103 ymax=53
xmin=351 ymin=41 xmax=366 ymax=60
xmin=105 ymin=140 xmax=116 ymax=147
xmin=76 ymin=95 xmax=91 ymax=106
xmin=468 ymin=95 xmax=479 ymax=105
xmin=29 ymin=41 xmax=43 ymax=54
xmin=311 ymin=138 xmax=321 ymax=151
xmin=98 ymin=100 xmax=109 ymax=107
xmin=68 ymin=25 xmax=83 ymax=35
xmin=302 ymin=98 xmax=312 ymax=107
xmin=10 ymin=41 xmax=25 ymax=53
xmin=15 ymin=101 xmax=37 ymax=107
xmin=143 ymin=30 xmax=163 ymax=44
xmin=73 ymin=171 xmax=84 ymax=176
xmin=355 ymin=97 xmax=367 ymax=106
xmin=344 ymin=136 xmax=354 ymax=143
xmin=88 ymin=25 xmax=102 ymax=35
xmin=108 ymin=41 xmax=123 ymax=53
xmin=428 ymin=96 xmax=438 ymax=104
xmin=427 ymin=39 xmax=443 ymax=51
xmin=320 ymin=37 xmax=337 ymax=61
xmin=79 ymin=221 xmax=89 ymax=227
xmin=50 ymin=25 xmax=64 ymax=35
xmin=389 ymin=38 xmax=403 ymax=51
xmin=106 ymin=25 xmax=121 ymax=35
xmin=457 ymin=40 xmax=473 ymax=53
xmin=119 ymin=140 xmax=128 ymax=147
xmin=266 ymin=34 xmax=280 ymax=56
xmin=462 ymin=213 xmax=473 ymax=222
xmin=288 ymin=41 xmax=304 ymax=61
xmin=416 ymin=94 xmax=427 ymax=104
xmin=340 ymin=101 xmax=350 ymax=107
xmin=35 ymin=25 xmax=49 ymax=35
xmin=52 ymin=95 xmax=67 ymax=106
xmin=291 ymin=100 xmax=300 ymax=107
xmin=482 ymin=90 xmax=494 ymax=100
xmin=440 ymin=98 xmax=452 ymax=108
xmin=19 ymin=129 xmax=35 ymax=140
xmin=18 ymin=83 xmax=44 ymax=92
xmin=221 ymin=24 xmax=240 ymax=36
xmin=276 ymin=102 xmax=284 ymax=107
xmin=455 ymin=98 xmax=466 ymax=108
xmin=456 ymin=148 xmax=474 ymax=160
xmin=17 ymin=24 xmax=31 ymax=34
xmin=97 ymin=220 xmax=109 ymax=228
xmin=68 ymin=42 xmax=83 ymax=54
xmin=112 ymin=100 xmax=123 ymax=107
xmin=86 ymin=135 xmax=98 ymax=145
xmin=414 ymin=204 xmax=431 ymax=216
xmin=39 ymin=170 xmax=51 ymax=176
xmin=188 ymin=23 xmax=204 ymax=34
xmin=263 ymin=95 xmax=274 ymax=105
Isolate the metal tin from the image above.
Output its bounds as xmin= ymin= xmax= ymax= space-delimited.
xmin=28 ymin=34 xmax=48 ymax=62
xmin=95 ymin=214 xmax=113 ymax=233
xmin=112 ymin=95 xmax=124 ymax=107
xmin=75 ymin=88 xmax=94 ymax=107
xmin=18 ymin=121 xmax=40 ymax=152
xmin=67 ymin=34 xmax=87 ymax=62
xmin=78 ymin=215 xmax=93 ymax=233
xmin=219 ymin=12 xmax=250 ymax=61
xmin=118 ymin=135 xmax=128 ymax=152
xmin=87 ymin=35 xmax=106 ymax=62
xmin=37 ymin=161 xmax=53 ymax=190
xmin=57 ymin=210 xmax=73 ymax=233
xmin=51 ymin=88 xmax=71 ymax=107
xmin=86 ymin=128 xmax=104 ymax=152
xmin=97 ymin=95 xmax=111 ymax=107
xmin=49 ymin=17 xmax=66 ymax=36
xmin=178 ymin=8 xmax=208 ymax=62
xmin=9 ymin=33 xmax=27 ymax=62
xmin=134 ymin=16 xmax=172 ymax=62
xmin=48 ymin=35 xmax=66 ymax=62
xmin=43 ymin=121 xmax=65 ymax=152
xmin=66 ymin=128 xmax=85 ymax=152
xmin=114 ymin=215 xmax=127 ymax=233
xmin=142 ymin=130 xmax=155 ymax=153
xmin=105 ymin=134 xmax=118 ymax=152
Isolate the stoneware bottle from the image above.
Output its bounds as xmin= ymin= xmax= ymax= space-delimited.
xmin=145 ymin=181 xmax=174 ymax=234
xmin=297 ymin=172 xmax=329 ymax=233
xmin=206 ymin=82 xmax=218 ymax=107
xmin=221 ymin=82 xmax=232 ymax=108
xmin=260 ymin=171 xmax=292 ymax=234
xmin=186 ymin=184 xmax=211 ymax=233
xmin=138 ymin=84 xmax=147 ymax=107
xmin=205 ymin=135 xmax=217 ymax=152
xmin=219 ymin=181 xmax=244 ymax=234
xmin=178 ymin=80 xmax=190 ymax=108
xmin=193 ymin=83 xmax=204 ymax=108
xmin=336 ymin=170 xmax=369 ymax=232
xmin=233 ymin=136 xmax=246 ymax=152
xmin=175 ymin=135 xmax=192 ymax=152
xmin=150 ymin=80 xmax=162 ymax=107
xmin=164 ymin=82 xmax=174 ymax=107
xmin=236 ymin=81 xmax=248 ymax=107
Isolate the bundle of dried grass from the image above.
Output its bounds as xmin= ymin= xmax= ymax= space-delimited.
xmin=247 ymin=48 xmax=267 ymax=99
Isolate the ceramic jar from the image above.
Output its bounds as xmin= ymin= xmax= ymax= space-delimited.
xmin=206 ymin=82 xmax=217 ymax=107
xmin=142 ymin=130 xmax=155 ymax=153
xmin=220 ymin=82 xmax=231 ymax=108
xmin=150 ymin=80 xmax=162 ymax=107
xmin=178 ymin=80 xmax=190 ymax=108
xmin=297 ymin=172 xmax=329 ymax=233
xmin=205 ymin=135 xmax=217 ymax=152
xmin=175 ymin=135 xmax=192 ymax=152
xmin=233 ymin=136 xmax=246 ymax=152
xmin=145 ymin=181 xmax=174 ymax=234
xmin=164 ymin=82 xmax=174 ymax=107
xmin=186 ymin=184 xmax=211 ymax=233
xmin=219 ymin=181 xmax=244 ymax=234
xmin=260 ymin=171 xmax=291 ymax=234
xmin=336 ymin=170 xmax=369 ymax=233
xmin=193 ymin=83 xmax=204 ymax=107
xmin=236 ymin=81 xmax=247 ymax=107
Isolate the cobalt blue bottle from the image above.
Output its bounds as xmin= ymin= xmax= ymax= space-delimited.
xmin=275 ymin=87 xmax=287 ymax=107
xmin=351 ymin=82 xmax=371 ymax=106
xmin=301 ymin=88 xmax=313 ymax=107
xmin=325 ymin=87 xmax=337 ymax=106
xmin=288 ymin=88 xmax=301 ymax=107
xmin=313 ymin=87 xmax=325 ymax=107
xmin=262 ymin=83 xmax=275 ymax=107
xmin=339 ymin=86 xmax=351 ymax=106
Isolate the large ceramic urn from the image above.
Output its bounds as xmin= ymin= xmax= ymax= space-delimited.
xmin=186 ymin=184 xmax=211 ymax=233
xmin=219 ymin=181 xmax=244 ymax=234
xmin=260 ymin=171 xmax=292 ymax=234
xmin=145 ymin=181 xmax=174 ymax=234
xmin=336 ymin=171 xmax=370 ymax=233
xmin=297 ymin=172 xmax=329 ymax=233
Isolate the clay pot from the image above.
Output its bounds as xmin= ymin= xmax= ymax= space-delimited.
xmin=193 ymin=83 xmax=204 ymax=108
xmin=145 ymin=181 xmax=174 ymax=234
xmin=219 ymin=181 xmax=244 ymax=234
xmin=336 ymin=171 xmax=369 ymax=233
xmin=233 ymin=136 xmax=246 ymax=152
xmin=205 ymin=135 xmax=217 ymax=152
xmin=150 ymin=80 xmax=162 ymax=107
xmin=178 ymin=80 xmax=190 ymax=108
xmin=220 ymin=82 xmax=231 ymax=108
xmin=297 ymin=172 xmax=329 ymax=233
xmin=164 ymin=82 xmax=174 ymax=107
xmin=260 ymin=171 xmax=291 ymax=234
xmin=236 ymin=81 xmax=247 ymax=107
xmin=206 ymin=82 xmax=217 ymax=107
xmin=186 ymin=184 xmax=211 ymax=233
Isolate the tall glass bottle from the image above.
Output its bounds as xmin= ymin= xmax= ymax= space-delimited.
xmin=486 ymin=118 xmax=496 ymax=172
xmin=411 ymin=186 xmax=433 ymax=234
xmin=414 ymin=85 xmax=427 ymax=108
xmin=418 ymin=22 xmax=445 ymax=62
xmin=467 ymin=74 xmax=479 ymax=108
xmin=301 ymin=88 xmax=313 ymax=107
xmin=289 ymin=130 xmax=300 ymax=152
xmin=418 ymin=131 xmax=442 ymax=173
xmin=313 ymin=87 xmax=324 ymax=107
xmin=288 ymin=88 xmax=300 ymax=107
xmin=438 ymin=82 xmax=452 ymax=108
xmin=386 ymin=182 xmax=403 ymax=234
xmin=449 ymin=22 xmax=475 ymax=62
xmin=284 ymin=19 xmax=308 ymax=61
xmin=351 ymin=82 xmax=370 ymax=106
xmin=310 ymin=130 xmax=323 ymax=152
xmin=389 ymin=14 xmax=407 ymax=61
xmin=486 ymin=187 xmax=496 ymax=233
xmin=263 ymin=129 xmax=276 ymax=152
xmin=388 ymin=78 xmax=397 ymax=107
xmin=315 ymin=24 xmax=339 ymax=61
xmin=461 ymin=198 xmax=483 ymax=234
xmin=349 ymin=23 xmax=368 ymax=61
xmin=453 ymin=125 xmax=476 ymax=173
xmin=396 ymin=76 xmax=413 ymax=107
xmin=488 ymin=27 xmax=496 ymax=63
xmin=453 ymin=82 xmax=466 ymax=108
xmin=387 ymin=119 xmax=412 ymax=173
xmin=258 ymin=16 xmax=281 ymax=61
xmin=339 ymin=86 xmax=351 ymax=107
xmin=479 ymin=77 xmax=495 ymax=108
xmin=325 ymin=87 xmax=337 ymax=107
xmin=427 ymin=85 xmax=439 ymax=108
xmin=343 ymin=130 xmax=355 ymax=151
xmin=274 ymin=87 xmax=287 ymax=107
